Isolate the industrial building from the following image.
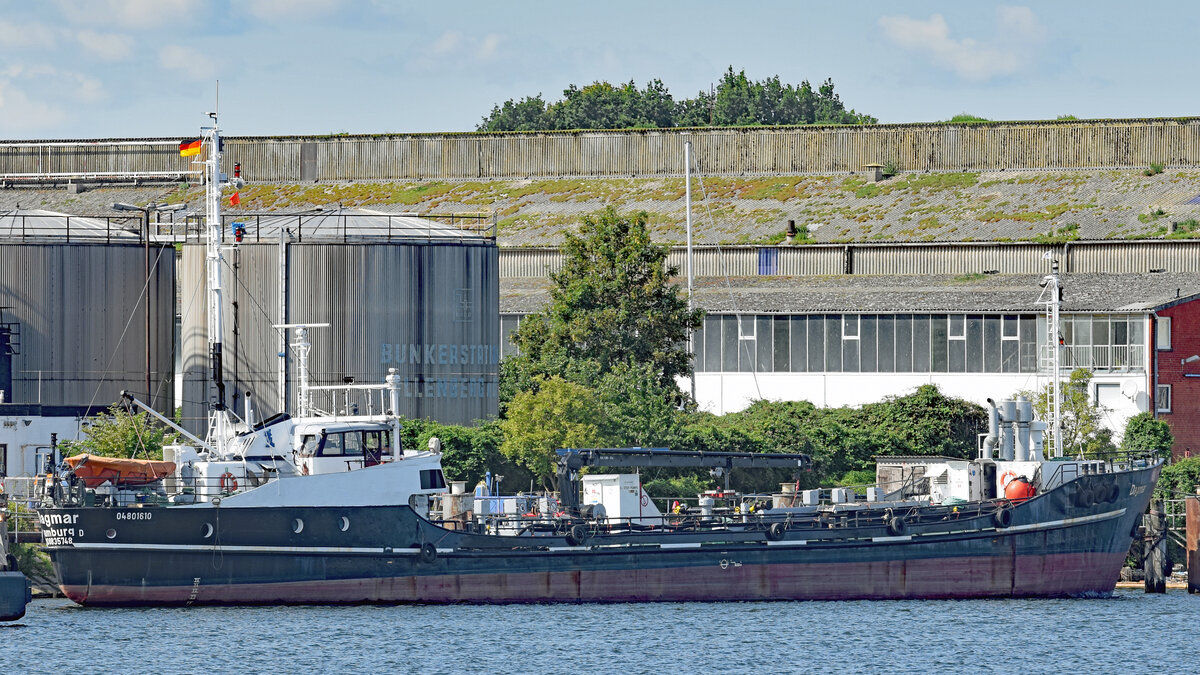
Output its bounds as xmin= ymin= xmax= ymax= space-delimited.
xmin=178 ymin=209 xmax=499 ymax=434
xmin=0 ymin=209 xmax=175 ymax=411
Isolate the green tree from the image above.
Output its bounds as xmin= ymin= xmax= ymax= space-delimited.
xmin=503 ymin=206 xmax=703 ymax=400
xmin=1019 ymin=368 xmax=1114 ymax=457
xmin=1155 ymin=456 xmax=1200 ymax=499
xmin=592 ymin=361 xmax=688 ymax=448
xmin=859 ymin=384 xmax=986 ymax=459
xmin=476 ymin=68 xmax=876 ymax=131
xmin=58 ymin=404 xmax=176 ymax=461
xmin=499 ymin=376 xmax=607 ymax=486
xmin=1122 ymin=412 xmax=1173 ymax=456
xmin=478 ymin=95 xmax=550 ymax=131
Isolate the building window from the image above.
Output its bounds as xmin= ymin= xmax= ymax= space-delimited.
xmin=842 ymin=315 xmax=860 ymax=340
xmin=1156 ymin=384 xmax=1172 ymax=413
xmin=1156 ymin=316 xmax=1172 ymax=350
xmin=948 ymin=315 xmax=966 ymax=340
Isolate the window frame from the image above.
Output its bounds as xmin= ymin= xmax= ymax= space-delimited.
xmin=842 ymin=314 xmax=860 ymax=340
xmin=1156 ymin=384 xmax=1172 ymax=413
xmin=1156 ymin=316 xmax=1172 ymax=351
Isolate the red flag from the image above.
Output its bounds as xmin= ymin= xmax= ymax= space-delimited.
xmin=230 ymin=192 xmax=241 ymax=206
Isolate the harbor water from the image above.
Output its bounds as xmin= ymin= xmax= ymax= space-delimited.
xmin=3 ymin=590 xmax=1195 ymax=674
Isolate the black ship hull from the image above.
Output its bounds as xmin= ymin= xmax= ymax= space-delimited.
xmin=37 ymin=464 xmax=1160 ymax=605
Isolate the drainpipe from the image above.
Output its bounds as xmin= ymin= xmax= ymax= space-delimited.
xmin=1062 ymin=241 xmax=1072 ymax=274
xmin=1150 ymin=311 xmax=1160 ymax=419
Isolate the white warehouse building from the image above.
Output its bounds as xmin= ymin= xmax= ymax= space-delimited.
xmin=501 ymin=272 xmax=1200 ymax=438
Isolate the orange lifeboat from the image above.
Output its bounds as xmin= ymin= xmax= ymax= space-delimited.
xmin=1004 ymin=476 xmax=1037 ymax=503
xmin=65 ymin=453 xmax=176 ymax=488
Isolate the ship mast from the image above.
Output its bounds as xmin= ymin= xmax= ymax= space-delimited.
xmin=199 ymin=114 xmax=240 ymax=455
xmin=684 ymin=139 xmax=695 ymax=403
xmin=1040 ymin=260 xmax=1064 ymax=458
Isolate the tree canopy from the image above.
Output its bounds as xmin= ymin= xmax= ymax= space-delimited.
xmin=58 ymin=404 xmax=177 ymax=461
xmin=478 ymin=68 xmax=876 ymax=132
xmin=1019 ymin=369 xmax=1115 ymax=457
xmin=501 ymin=206 xmax=703 ymax=402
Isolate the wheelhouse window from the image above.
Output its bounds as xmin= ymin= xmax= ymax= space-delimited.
xmin=299 ymin=434 xmax=319 ymax=457
xmin=420 ymin=469 xmax=447 ymax=490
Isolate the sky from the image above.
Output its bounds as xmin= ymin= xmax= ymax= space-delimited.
xmin=0 ymin=1 xmax=1194 ymax=139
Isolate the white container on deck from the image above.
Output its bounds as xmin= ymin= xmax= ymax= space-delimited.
xmin=581 ymin=474 xmax=662 ymax=526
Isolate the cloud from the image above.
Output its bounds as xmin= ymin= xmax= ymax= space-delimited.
xmin=477 ymin=34 xmax=501 ymax=61
xmin=159 ymin=45 xmax=216 ymax=81
xmin=432 ymin=31 xmax=462 ymax=56
xmin=0 ymin=63 xmax=105 ymax=134
xmin=242 ymin=0 xmax=345 ymax=20
xmin=76 ymin=30 xmax=134 ymax=61
xmin=0 ymin=20 xmax=57 ymax=49
xmin=0 ymin=80 xmax=67 ymax=133
xmin=879 ymin=6 xmax=1046 ymax=81
xmin=53 ymin=0 xmax=201 ymax=30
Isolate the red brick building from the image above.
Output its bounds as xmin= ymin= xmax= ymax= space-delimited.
xmin=1150 ymin=293 xmax=1200 ymax=460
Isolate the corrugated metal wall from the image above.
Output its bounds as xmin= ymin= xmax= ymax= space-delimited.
xmin=180 ymin=239 xmax=498 ymax=434
xmin=6 ymin=119 xmax=1200 ymax=181
xmin=499 ymin=241 xmax=1200 ymax=279
xmin=0 ymin=243 xmax=175 ymax=410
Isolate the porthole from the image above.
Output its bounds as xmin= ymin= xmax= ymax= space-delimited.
xmin=201 ymin=523 xmax=214 ymax=539
xmin=292 ymin=518 xmax=304 ymax=534
xmin=105 ymin=528 xmax=116 ymax=539
xmin=339 ymin=516 xmax=350 ymax=532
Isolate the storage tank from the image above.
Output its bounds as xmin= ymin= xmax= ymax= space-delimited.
xmin=0 ymin=209 xmax=176 ymax=411
xmin=179 ymin=209 xmax=498 ymax=434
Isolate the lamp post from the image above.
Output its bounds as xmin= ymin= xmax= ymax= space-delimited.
xmin=112 ymin=201 xmax=185 ymax=410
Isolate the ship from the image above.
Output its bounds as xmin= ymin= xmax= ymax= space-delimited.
xmin=33 ymin=118 xmax=1163 ymax=605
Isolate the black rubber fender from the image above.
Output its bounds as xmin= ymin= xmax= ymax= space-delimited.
xmin=419 ymin=542 xmax=437 ymax=564
xmin=767 ymin=522 xmax=786 ymax=541
xmin=1074 ymin=485 xmax=1094 ymax=508
xmin=1130 ymin=521 xmax=1143 ymax=539
xmin=992 ymin=507 xmax=1013 ymax=529
xmin=565 ymin=524 xmax=588 ymax=546
xmin=1107 ymin=483 xmax=1122 ymax=503
xmin=886 ymin=516 xmax=907 ymax=536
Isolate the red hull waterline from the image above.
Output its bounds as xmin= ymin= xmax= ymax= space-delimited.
xmin=63 ymin=552 xmax=1127 ymax=606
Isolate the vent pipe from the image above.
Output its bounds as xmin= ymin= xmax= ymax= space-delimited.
xmin=982 ymin=398 xmax=999 ymax=460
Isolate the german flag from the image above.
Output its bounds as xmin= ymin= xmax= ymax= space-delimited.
xmin=179 ymin=138 xmax=202 ymax=157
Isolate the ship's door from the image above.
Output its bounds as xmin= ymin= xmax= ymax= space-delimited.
xmin=363 ymin=431 xmax=384 ymax=467
xmin=982 ymin=462 xmax=997 ymax=500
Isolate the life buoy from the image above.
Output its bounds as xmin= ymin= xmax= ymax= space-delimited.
xmin=767 ymin=522 xmax=786 ymax=541
xmin=887 ymin=516 xmax=907 ymax=536
xmin=219 ymin=471 xmax=238 ymax=493
xmin=999 ymin=470 xmax=1018 ymax=490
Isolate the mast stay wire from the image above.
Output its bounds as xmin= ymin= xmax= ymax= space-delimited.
xmin=83 ymin=242 xmax=171 ymax=414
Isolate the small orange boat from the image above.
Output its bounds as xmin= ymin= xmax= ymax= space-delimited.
xmin=65 ymin=454 xmax=177 ymax=488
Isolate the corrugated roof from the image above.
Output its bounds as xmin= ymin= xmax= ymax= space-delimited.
xmin=500 ymin=273 xmax=1200 ymax=315
xmin=231 ymin=207 xmax=484 ymax=242
xmin=0 ymin=208 xmax=139 ymax=241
